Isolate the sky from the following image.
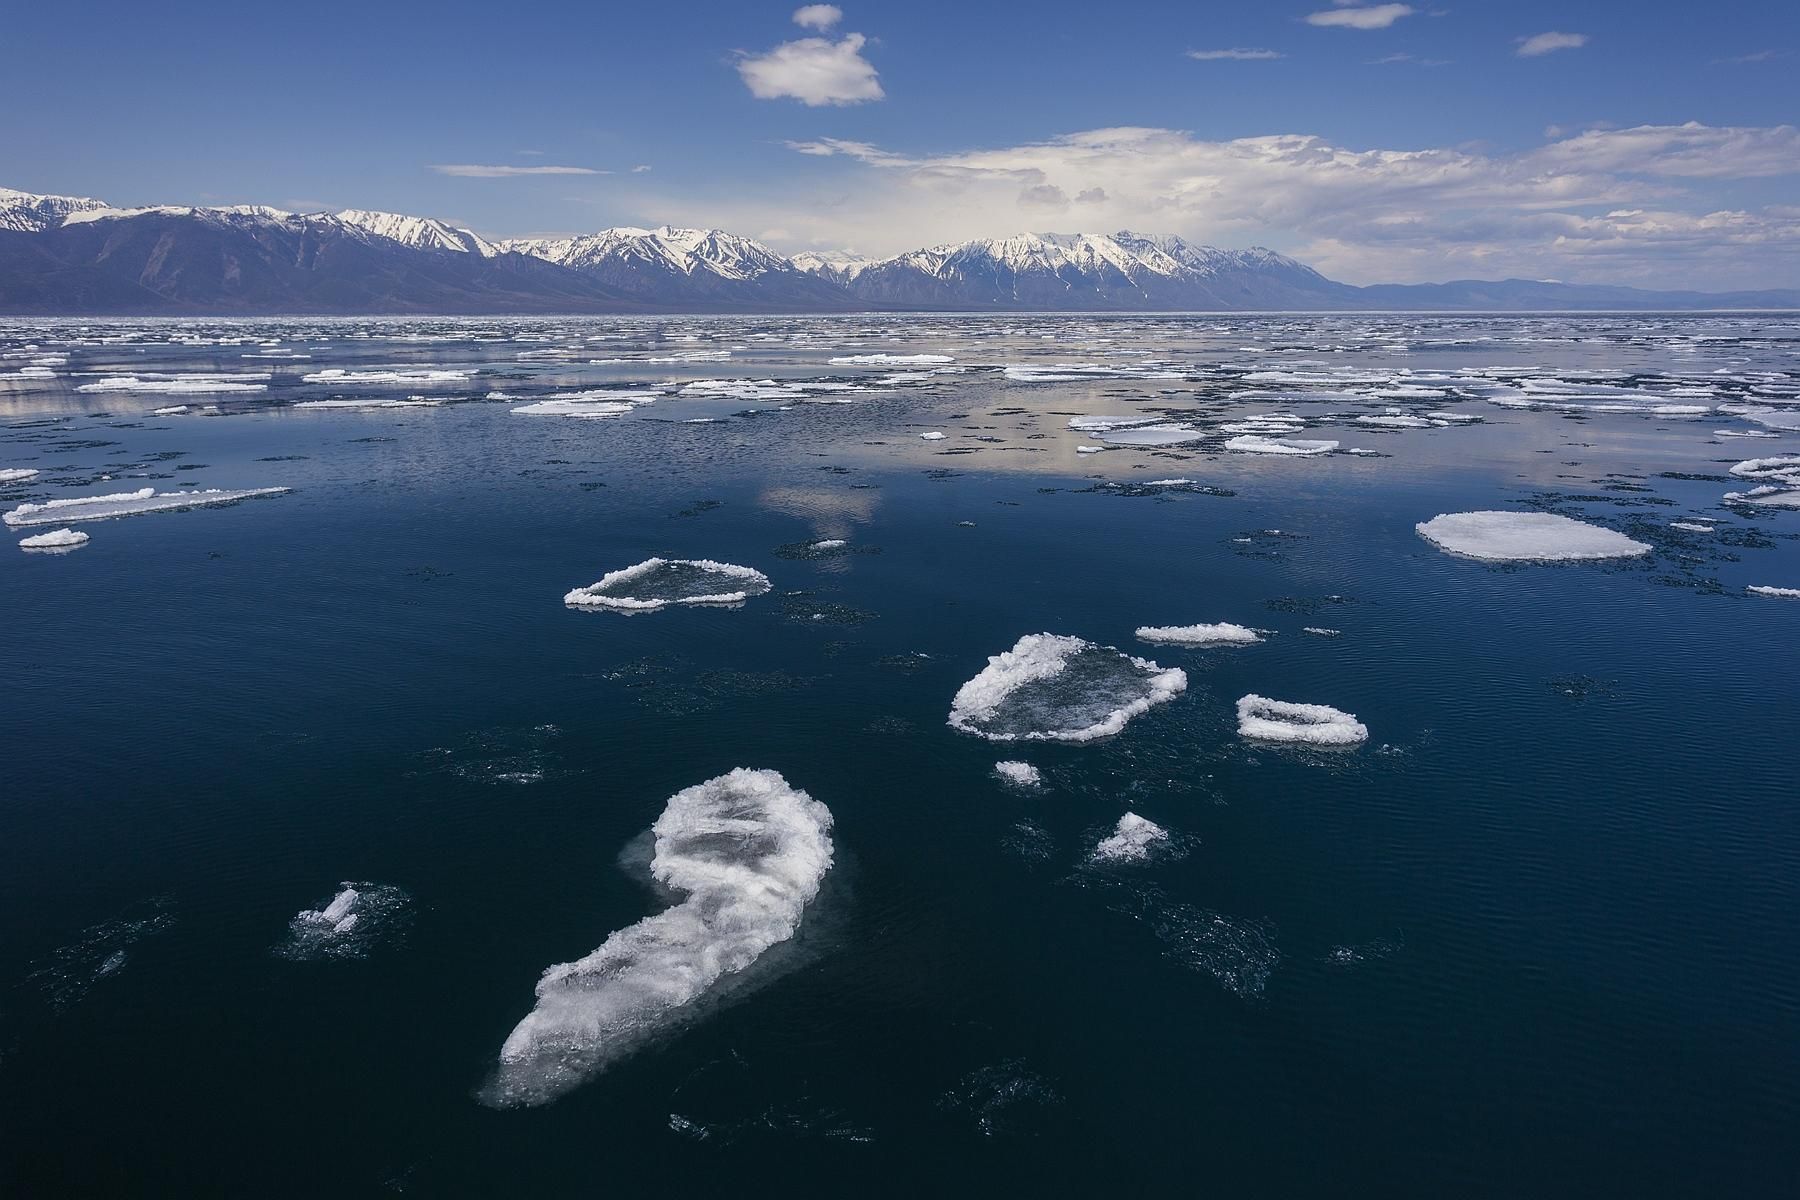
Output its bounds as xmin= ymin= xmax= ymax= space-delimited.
xmin=3 ymin=0 xmax=1797 ymax=288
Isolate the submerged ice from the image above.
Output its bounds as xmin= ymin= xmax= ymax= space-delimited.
xmin=564 ymin=557 xmax=772 ymax=611
xmin=949 ymin=633 xmax=1186 ymax=743
xmin=485 ymin=768 xmax=834 ymax=1107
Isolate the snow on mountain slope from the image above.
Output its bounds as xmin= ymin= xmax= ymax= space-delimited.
xmin=0 ymin=187 xmax=114 ymax=232
xmin=502 ymin=225 xmax=793 ymax=281
xmin=336 ymin=210 xmax=496 ymax=256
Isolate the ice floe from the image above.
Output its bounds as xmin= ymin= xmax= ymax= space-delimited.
xmin=1747 ymin=585 xmax=1800 ymax=598
xmin=19 ymin=527 xmax=89 ymax=552
xmin=485 ymin=768 xmax=833 ymax=1107
xmin=1091 ymin=813 xmax=1170 ymax=863
xmin=1729 ymin=456 xmax=1800 ymax=484
xmin=993 ymin=761 xmax=1042 ymax=788
xmin=301 ymin=367 xmax=471 ymax=385
xmin=1096 ymin=424 xmax=1206 ymax=446
xmin=293 ymin=396 xmax=441 ymax=409
xmin=3 ymin=486 xmax=289 ymax=527
xmin=1225 ymin=435 xmax=1339 ymax=456
xmin=1416 ymin=511 xmax=1651 ymax=561
xmin=276 ymin=883 xmax=411 ymax=961
xmin=511 ymin=398 xmax=636 ymax=419
xmin=1236 ymin=694 xmax=1368 ymax=746
xmin=919 ymin=431 xmax=947 ymax=441
xmin=75 ymin=373 xmax=270 ymax=394
xmin=0 ymin=468 xmax=39 ymax=484
xmin=948 ymin=633 xmax=1186 ymax=743
xmin=563 ymin=557 xmax=772 ymax=611
xmin=1135 ymin=622 xmax=1262 ymax=647
xmin=828 ymin=353 xmax=953 ymax=365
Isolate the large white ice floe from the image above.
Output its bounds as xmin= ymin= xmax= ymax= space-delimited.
xmin=1135 ymin=622 xmax=1262 ymax=647
xmin=1236 ymin=694 xmax=1369 ymax=746
xmin=563 ymin=557 xmax=772 ymax=611
xmin=1416 ymin=511 xmax=1651 ymax=561
xmin=300 ymin=367 xmax=472 ymax=385
xmin=485 ymin=768 xmax=834 ymax=1107
xmin=828 ymin=353 xmax=953 ymax=365
xmin=19 ymin=527 xmax=89 ymax=552
xmin=277 ymin=883 xmax=411 ymax=961
xmin=1748 ymin=585 xmax=1800 ymax=599
xmin=1091 ymin=813 xmax=1170 ymax=864
xmin=74 ymin=373 xmax=270 ymax=394
xmin=0 ymin=468 xmax=39 ymax=484
xmin=1225 ymin=435 xmax=1339 ymax=456
xmin=1096 ymin=424 xmax=1206 ymax=446
xmin=948 ymin=633 xmax=1187 ymax=743
xmin=1729 ymin=456 xmax=1800 ymax=485
xmin=993 ymin=760 xmax=1042 ymax=788
xmin=510 ymin=398 xmax=636 ymax=419
xmin=3 ymin=486 xmax=288 ymax=527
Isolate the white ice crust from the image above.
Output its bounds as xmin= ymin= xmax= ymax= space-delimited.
xmin=1416 ymin=511 xmax=1651 ymax=561
xmin=1135 ymin=622 xmax=1263 ymax=647
xmin=1091 ymin=812 xmax=1170 ymax=863
xmin=19 ymin=527 xmax=89 ymax=550
xmin=3 ymin=486 xmax=288 ymax=527
xmin=563 ymin=557 xmax=772 ymax=611
xmin=993 ymin=761 xmax=1042 ymax=787
xmin=1235 ymin=694 xmax=1369 ymax=745
xmin=948 ymin=633 xmax=1187 ymax=743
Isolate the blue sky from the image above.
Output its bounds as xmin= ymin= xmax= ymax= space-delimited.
xmin=4 ymin=1 xmax=1797 ymax=286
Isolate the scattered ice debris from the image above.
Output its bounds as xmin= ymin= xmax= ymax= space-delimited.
xmin=19 ymin=527 xmax=89 ymax=552
xmin=23 ymin=899 xmax=176 ymax=1012
xmin=564 ymin=557 xmax=772 ymax=612
xmin=1225 ymin=435 xmax=1338 ymax=456
xmin=828 ymin=353 xmax=953 ymax=365
xmin=1236 ymin=694 xmax=1368 ymax=746
xmin=1415 ymin=511 xmax=1651 ymax=561
xmin=276 ymin=883 xmax=411 ymax=961
xmin=948 ymin=633 xmax=1186 ymax=743
xmin=1135 ymin=622 xmax=1262 ymax=647
xmin=919 ymin=431 xmax=947 ymax=441
xmin=3 ymin=486 xmax=289 ymax=527
xmin=301 ymin=367 xmax=471 ymax=385
xmin=993 ymin=760 xmax=1042 ymax=788
xmin=75 ymin=373 xmax=269 ymax=393
xmin=485 ymin=768 xmax=834 ymax=1107
xmin=1747 ymin=585 xmax=1800 ymax=599
xmin=1091 ymin=813 xmax=1170 ymax=863
xmin=1 ymin=468 xmax=40 ymax=484
xmin=938 ymin=1060 xmax=1065 ymax=1138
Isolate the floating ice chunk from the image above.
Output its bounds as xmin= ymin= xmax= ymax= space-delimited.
xmin=1416 ymin=511 xmax=1650 ymax=561
xmin=1729 ymin=456 xmax=1800 ymax=484
xmin=301 ymin=367 xmax=471 ymax=385
xmin=1748 ymin=585 xmax=1800 ymax=599
xmin=810 ymin=539 xmax=846 ymax=550
xmin=19 ymin=527 xmax=89 ymax=552
xmin=919 ymin=431 xmax=947 ymax=441
xmin=1097 ymin=424 xmax=1205 ymax=446
xmin=0 ymin=468 xmax=39 ymax=484
xmin=1724 ymin=485 xmax=1800 ymax=507
xmin=1738 ymin=408 xmax=1800 ymax=431
xmin=0 ymin=365 xmax=57 ymax=380
xmin=1091 ymin=813 xmax=1170 ymax=863
xmin=278 ymin=882 xmax=410 ymax=961
xmin=1225 ymin=435 xmax=1339 ymax=455
xmin=993 ymin=761 xmax=1042 ymax=788
xmin=1236 ymin=694 xmax=1368 ymax=746
xmin=4 ymin=486 xmax=288 ymax=527
xmin=1135 ymin=622 xmax=1262 ymax=647
xmin=948 ymin=633 xmax=1186 ymax=743
xmin=486 ymin=768 xmax=833 ymax=1107
xmin=151 ymin=405 xmax=190 ymax=416
xmin=829 ymin=353 xmax=953 ymax=365
xmin=294 ymin=397 xmax=440 ymax=409
xmin=1068 ymin=415 xmax=1158 ymax=433
xmin=75 ymin=373 xmax=269 ymax=394
xmin=1669 ymin=521 xmax=1714 ymax=533
xmin=564 ymin=557 xmax=772 ymax=612
xmin=511 ymin=398 xmax=635 ymax=419
xmin=1355 ymin=414 xmax=1432 ymax=428
xmin=1426 ymin=410 xmax=1482 ymax=422
xmin=1302 ymin=627 xmax=1341 ymax=637
xmin=1075 ymin=445 xmax=1104 ymax=454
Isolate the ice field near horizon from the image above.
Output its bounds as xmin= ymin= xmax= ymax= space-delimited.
xmin=2 ymin=312 xmax=1797 ymax=1195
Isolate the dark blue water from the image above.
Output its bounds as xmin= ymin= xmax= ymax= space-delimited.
xmin=2 ymin=315 xmax=1797 ymax=1195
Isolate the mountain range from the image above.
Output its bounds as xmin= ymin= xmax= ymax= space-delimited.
xmin=2 ymin=186 xmax=1794 ymax=314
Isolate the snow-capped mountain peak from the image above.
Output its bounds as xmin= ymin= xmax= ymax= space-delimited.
xmin=335 ymin=209 xmax=497 ymax=256
xmin=0 ymin=187 xmax=113 ymax=233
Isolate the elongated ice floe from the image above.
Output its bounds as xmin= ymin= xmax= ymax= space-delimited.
xmin=19 ymin=527 xmax=89 ymax=551
xmin=1416 ymin=511 xmax=1651 ymax=561
xmin=949 ymin=633 xmax=1186 ymax=743
xmin=919 ymin=430 xmax=947 ymax=440
xmin=485 ymin=768 xmax=834 ymax=1107
xmin=829 ymin=353 xmax=953 ymax=365
xmin=0 ymin=468 xmax=39 ymax=484
xmin=1135 ymin=622 xmax=1262 ymax=647
xmin=293 ymin=397 xmax=441 ymax=409
xmin=1225 ymin=435 xmax=1339 ymax=456
xmin=1091 ymin=813 xmax=1170 ymax=863
xmin=563 ymin=557 xmax=772 ymax=611
xmin=993 ymin=760 xmax=1042 ymax=787
xmin=1236 ymin=695 xmax=1368 ymax=745
xmin=1729 ymin=456 xmax=1800 ymax=484
xmin=75 ymin=373 xmax=269 ymax=394
xmin=511 ymin=398 xmax=635 ymax=419
xmin=1748 ymin=585 xmax=1800 ymax=599
xmin=3 ymin=486 xmax=288 ymax=527
xmin=1097 ymin=424 xmax=1206 ymax=446
xmin=301 ymin=367 xmax=471 ymax=385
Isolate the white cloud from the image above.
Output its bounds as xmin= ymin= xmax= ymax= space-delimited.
xmin=792 ymin=4 xmax=842 ymax=30
xmin=1517 ymin=31 xmax=1588 ymax=57
xmin=737 ymin=32 xmax=883 ymax=105
xmin=1187 ymin=48 xmax=1284 ymax=61
xmin=639 ymin=122 xmax=1800 ymax=289
xmin=430 ymin=164 xmax=605 ymax=177
xmin=1305 ymin=5 xmax=1415 ymax=30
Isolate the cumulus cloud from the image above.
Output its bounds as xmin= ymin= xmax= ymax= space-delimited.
xmin=1305 ymin=5 xmax=1414 ymax=30
xmin=642 ymin=121 xmax=1800 ymax=289
xmin=738 ymin=30 xmax=883 ymax=106
xmin=1187 ymin=48 xmax=1284 ymax=61
xmin=430 ymin=164 xmax=605 ymax=177
xmin=1517 ymin=31 xmax=1588 ymax=57
xmin=792 ymin=4 xmax=842 ymax=30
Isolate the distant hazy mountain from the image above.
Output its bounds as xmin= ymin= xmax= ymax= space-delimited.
xmin=2 ymin=186 xmax=1794 ymax=314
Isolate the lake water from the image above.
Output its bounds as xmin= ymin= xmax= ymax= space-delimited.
xmin=2 ymin=314 xmax=1796 ymax=1195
